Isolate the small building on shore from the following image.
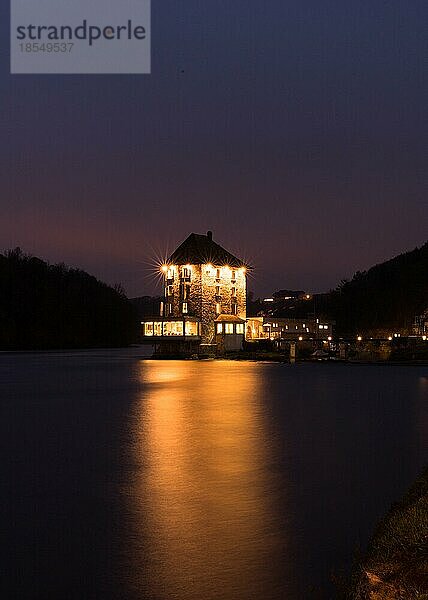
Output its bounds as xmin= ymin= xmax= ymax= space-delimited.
xmin=414 ymin=309 xmax=428 ymax=337
xmin=246 ymin=316 xmax=334 ymax=342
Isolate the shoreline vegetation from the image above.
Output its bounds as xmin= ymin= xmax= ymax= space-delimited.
xmin=345 ymin=467 xmax=428 ymax=600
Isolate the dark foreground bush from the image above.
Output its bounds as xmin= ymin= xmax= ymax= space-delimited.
xmin=347 ymin=467 xmax=428 ymax=599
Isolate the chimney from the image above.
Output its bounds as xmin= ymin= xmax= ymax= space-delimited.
xmin=207 ymin=231 xmax=213 ymax=241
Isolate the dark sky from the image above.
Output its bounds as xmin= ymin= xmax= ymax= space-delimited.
xmin=1 ymin=0 xmax=427 ymax=297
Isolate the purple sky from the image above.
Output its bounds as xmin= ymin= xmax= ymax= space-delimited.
xmin=1 ymin=1 xmax=427 ymax=297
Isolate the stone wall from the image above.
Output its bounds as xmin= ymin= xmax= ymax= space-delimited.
xmin=165 ymin=265 xmax=202 ymax=319
xmin=163 ymin=264 xmax=246 ymax=345
xmin=201 ymin=265 xmax=246 ymax=344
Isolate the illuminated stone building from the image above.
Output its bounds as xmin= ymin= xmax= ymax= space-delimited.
xmin=142 ymin=231 xmax=247 ymax=354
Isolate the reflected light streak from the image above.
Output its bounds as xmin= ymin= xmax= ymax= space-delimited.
xmin=143 ymin=362 xmax=187 ymax=385
xmin=125 ymin=361 xmax=292 ymax=600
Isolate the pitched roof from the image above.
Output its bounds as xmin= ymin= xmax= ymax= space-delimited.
xmin=168 ymin=232 xmax=245 ymax=267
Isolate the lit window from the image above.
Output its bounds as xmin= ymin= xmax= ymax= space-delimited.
xmin=182 ymin=302 xmax=188 ymax=314
xmin=154 ymin=322 xmax=163 ymax=336
xmin=231 ymin=270 xmax=236 ymax=280
xmin=324 ymin=325 xmax=328 ymax=330
xmin=231 ymin=303 xmax=238 ymax=315
xmin=144 ymin=322 xmax=154 ymax=336
xmin=185 ymin=321 xmax=198 ymax=336
xmin=217 ymin=323 xmax=223 ymax=334
xmin=236 ymin=324 xmax=244 ymax=334
xmin=231 ymin=287 xmax=236 ymax=296
xmin=167 ymin=267 xmax=175 ymax=280
xmin=163 ymin=321 xmax=183 ymax=336
xmin=182 ymin=266 xmax=191 ymax=280
xmin=319 ymin=325 xmax=323 ymax=329
xmin=216 ymin=286 xmax=220 ymax=296
xmin=216 ymin=268 xmax=221 ymax=280
xmin=225 ymin=323 xmax=234 ymax=334
xmin=216 ymin=303 xmax=221 ymax=314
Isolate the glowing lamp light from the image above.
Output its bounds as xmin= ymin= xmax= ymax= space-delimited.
xmin=161 ymin=265 xmax=168 ymax=273
xmin=328 ymin=336 xmax=332 ymax=341
xmin=423 ymin=335 xmax=427 ymax=341
xmin=357 ymin=336 xmax=362 ymax=342
xmin=388 ymin=336 xmax=393 ymax=341
xmin=298 ymin=336 xmax=303 ymax=341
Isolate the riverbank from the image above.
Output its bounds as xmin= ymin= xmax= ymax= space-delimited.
xmin=348 ymin=467 xmax=428 ymax=599
xmin=219 ymin=350 xmax=428 ymax=366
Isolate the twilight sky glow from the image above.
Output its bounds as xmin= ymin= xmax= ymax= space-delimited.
xmin=1 ymin=1 xmax=427 ymax=297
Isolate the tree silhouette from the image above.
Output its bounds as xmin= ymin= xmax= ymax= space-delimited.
xmin=0 ymin=249 xmax=138 ymax=350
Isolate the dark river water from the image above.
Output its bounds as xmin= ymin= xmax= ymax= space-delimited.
xmin=1 ymin=350 xmax=427 ymax=599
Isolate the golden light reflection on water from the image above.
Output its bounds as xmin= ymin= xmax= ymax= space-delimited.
xmin=126 ymin=361 xmax=291 ymax=600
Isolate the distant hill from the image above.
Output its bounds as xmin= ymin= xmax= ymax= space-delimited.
xmin=326 ymin=241 xmax=428 ymax=336
xmin=0 ymin=248 xmax=137 ymax=350
xmin=130 ymin=295 xmax=162 ymax=319
xmin=249 ymin=242 xmax=428 ymax=336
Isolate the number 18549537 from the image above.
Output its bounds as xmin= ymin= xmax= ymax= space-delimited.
xmin=19 ymin=42 xmax=74 ymax=53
